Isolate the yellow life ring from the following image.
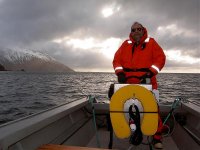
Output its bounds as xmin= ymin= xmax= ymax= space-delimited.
xmin=110 ymin=84 xmax=158 ymax=138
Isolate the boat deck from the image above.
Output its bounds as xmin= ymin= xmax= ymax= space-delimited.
xmin=86 ymin=129 xmax=179 ymax=150
xmin=38 ymin=128 xmax=179 ymax=150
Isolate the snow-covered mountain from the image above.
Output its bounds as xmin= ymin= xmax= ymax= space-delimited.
xmin=0 ymin=48 xmax=74 ymax=72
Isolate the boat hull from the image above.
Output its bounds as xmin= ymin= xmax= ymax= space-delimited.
xmin=0 ymin=98 xmax=200 ymax=150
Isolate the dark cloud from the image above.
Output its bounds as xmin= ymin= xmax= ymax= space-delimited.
xmin=0 ymin=0 xmax=106 ymax=45
xmin=37 ymin=42 xmax=112 ymax=71
xmin=0 ymin=0 xmax=199 ymax=72
xmin=158 ymin=33 xmax=200 ymax=58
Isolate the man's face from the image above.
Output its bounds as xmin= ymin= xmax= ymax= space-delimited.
xmin=131 ymin=23 xmax=144 ymax=42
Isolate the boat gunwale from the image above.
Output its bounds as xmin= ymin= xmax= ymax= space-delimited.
xmin=0 ymin=98 xmax=88 ymax=128
xmin=0 ymin=97 xmax=89 ymax=149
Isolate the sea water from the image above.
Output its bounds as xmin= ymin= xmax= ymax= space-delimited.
xmin=0 ymin=72 xmax=199 ymax=125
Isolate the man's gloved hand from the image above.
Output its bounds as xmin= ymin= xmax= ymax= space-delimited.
xmin=146 ymin=70 xmax=154 ymax=78
xmin=117 ymin=72 xmax=126 ymax=83
xmin=108 ymin=84 xmax=114 ymax=99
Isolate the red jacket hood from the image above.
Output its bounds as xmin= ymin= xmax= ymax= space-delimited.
xmin=129 ymin=27 xmax=148 ymax=45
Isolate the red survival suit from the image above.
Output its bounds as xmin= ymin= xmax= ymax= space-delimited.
xmin=113 ymin=27 xmax=166 ymax=141
xmin=113 ymin=27 xmax=165 ymax=89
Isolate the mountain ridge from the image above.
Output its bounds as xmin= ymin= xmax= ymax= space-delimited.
xmin=0 ymin=48 xmax=74 ymax=72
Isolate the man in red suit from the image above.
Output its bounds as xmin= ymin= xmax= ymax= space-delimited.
xmin=113 ymin=22 xmax=166 ymax=149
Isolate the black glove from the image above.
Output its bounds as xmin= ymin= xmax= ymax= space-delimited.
xmin=146 ymin=70 xmax=154 ymax=78
xmin=108 ymin=84 xmax=114 ymax=99
xmin=117 ymin=72 xmax=126 ymax=83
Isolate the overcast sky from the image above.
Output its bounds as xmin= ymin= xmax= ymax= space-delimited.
xmin=0 ymin=0 xmax=199 ymax=73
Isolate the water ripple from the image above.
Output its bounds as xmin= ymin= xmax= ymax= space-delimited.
xmin=0 ymin=72 xmax=199 ymax=125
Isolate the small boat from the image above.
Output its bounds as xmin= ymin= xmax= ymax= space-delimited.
xmin=0 ymin=84 xmax=200 ymax=150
